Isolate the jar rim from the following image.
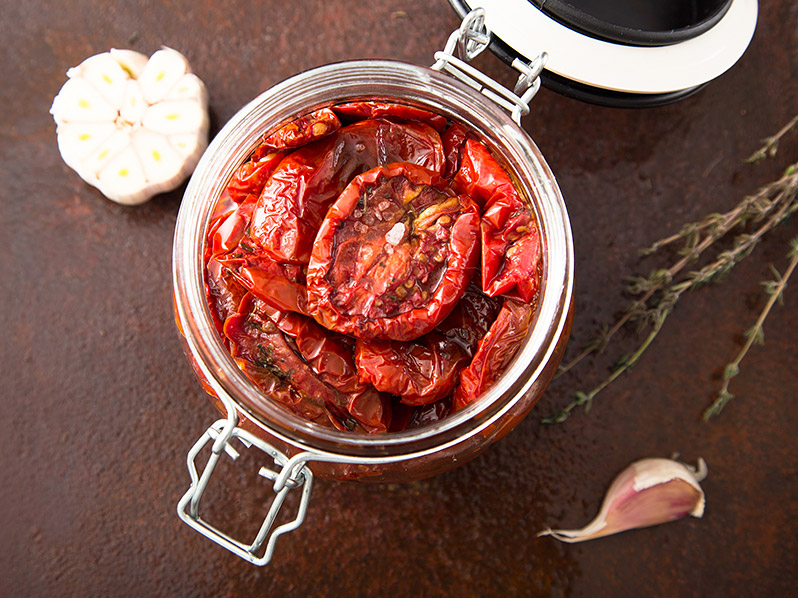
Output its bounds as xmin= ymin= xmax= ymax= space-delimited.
xmin=172 ymin=60 xmax=573 ymax=460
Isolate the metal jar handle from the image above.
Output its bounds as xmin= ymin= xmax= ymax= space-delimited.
xmin=431 ymin=8 xmax=548 ymax=124
xmin=176 ymin=412 xmax=314 ymax=566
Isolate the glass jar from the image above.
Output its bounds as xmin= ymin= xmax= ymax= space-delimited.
xmin=172 ymin=54 xmax=573 ymax=563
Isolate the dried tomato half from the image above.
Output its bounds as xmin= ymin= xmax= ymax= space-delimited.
xmin=355 ymin=333 xmax=470 ymax=405
xmin=453 ymin=139 xmax=542 ymax=302
xmin=205 ymin=194 xmax=309 ymax=315
xmin=260 ymin=304 xmax=392 ymax=432
xmin=354 ymin=284 xmax=501 ymax=405
xmin=226 ymin=150 xmax=284 ymax=203
xmin=205 ymin=255 xmax=248 ymax=334
xmin=255 ymin=108 xmax=342 ymax=152
xmin=250 ymin=119 xmax=445 ymax=264
xmin=453 ymin=298 xmax=535 ymax=411
xmin=224 ymin=294 xmax=389 ymax=432
xmin=307 ymin=162 xmax=480 ymax=341
xmin=207 ymin=194 xmax=257 ymax=256
xmin=441 ymin=122 xmax=468 ymax=180
xmin=332 ymin=101 xmax=448 ymax=132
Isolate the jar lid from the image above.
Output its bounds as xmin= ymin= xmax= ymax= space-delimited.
xmin=447 ymin=0 xmax=758 ymax=107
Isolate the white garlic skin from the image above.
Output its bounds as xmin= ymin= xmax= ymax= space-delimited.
xmin=539 ymin=457 xmax=707 ymax=543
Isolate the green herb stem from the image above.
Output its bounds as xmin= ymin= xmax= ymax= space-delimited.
xmin=547 ymin=115 xmax=798 ymax=424
xmin=556 ymin=159 xmax=798 ymax=380
xmin=703 ymin=236 xmax=798 ymax=419
xmin=747 ymin=114 xmax=798 ymax=163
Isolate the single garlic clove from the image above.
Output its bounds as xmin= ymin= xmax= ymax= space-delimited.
xmin=50 ymin=77 xmax=118 ymax=125
xmin=66 ymin=52 xmax=129 ymax=108
xmin=131 ymin=129 xmax=184 ymax=188
xmin=137 ymin=47 xmax=190 ymax=104
xmin=74 ymin=128 xmax=133 ymax=181
xmin=163 ymin=73 xmax=208 ymax=104
xmin=119 ymin=79 xmax=147 ymax=125
xmin=109 ymin=48 xmax=149 ymax=78
xmin=141 ymin=98 xmax=208 ymax=135
xmin=96 ymin=145 xmax=149 ymax=205
xmin=55 ymin=121 xmax=118 ymax=174
xmin=539 ymin=457 xmax=707 ymax=543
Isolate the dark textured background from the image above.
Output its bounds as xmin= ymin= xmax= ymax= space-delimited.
xmin=2 ymin=1 xmax=796 ymax=596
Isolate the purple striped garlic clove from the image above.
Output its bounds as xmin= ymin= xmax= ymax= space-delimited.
xmin=539 ymin=457 xmax=707 ymax=543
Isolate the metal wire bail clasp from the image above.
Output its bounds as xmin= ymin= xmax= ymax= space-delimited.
xmin=432 ymin=8 xmax=548 ymax=124
xmin=177 ymin=415 xmax=313 ymax=566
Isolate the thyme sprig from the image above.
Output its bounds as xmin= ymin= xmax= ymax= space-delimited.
xmin=746 ymin=114 xmax=798 ymax=164
xmin=703 ymin=236 xmax=798 ymax=420
xmin=544 ymin=116 xmax=798 ymax=424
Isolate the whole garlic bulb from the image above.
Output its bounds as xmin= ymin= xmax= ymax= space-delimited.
xmin=50 ymin=47 xmax=209 ymax=205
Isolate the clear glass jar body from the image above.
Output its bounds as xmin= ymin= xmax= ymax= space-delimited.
xmin=172 ymin=60 xmax=573 ymax=483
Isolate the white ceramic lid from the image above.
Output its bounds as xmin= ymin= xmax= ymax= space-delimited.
xmin=456 ymin=0 xmax=758 ymax=95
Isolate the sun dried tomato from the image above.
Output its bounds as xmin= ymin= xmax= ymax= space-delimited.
xmin=255 ymin=107 xmax=342 ymax=152
xmin=353 ymin=283 xmax=501 ymax=405
xmin=205 ymin=255 xmax=249 ymax=334
xmin=307 ymin=162 xmax=480 ymax=341
xmin=481 ymin=193 xmax=541 ymax=302
xmin=453 ymin=298 xmax=535 ymax=411
xmin=441 ymin=122 xmax=468 ymax=180
xmin=224 ymin=294 xmax=389 ymax=432
xmin=204 ymin=194 xmax=310 ymax=315
xmin=259 ymin=304 xmax=392 ymax=432
xmin=226 ymin=150 xmax=284 ymax=203
xmin=453 ymin=139 xmax=542 ymax=302
xmin=207 ymin=195 xmax=257 ymax=256
xmin=234 ymin=263 xmax=309 ymax=315
xmin=437 ymin=282 xmax=502 ymax=355
xmin=250 ymin=118 xmax=445 ymax=264
xmin=332 ymin=101 xmax=448 ymax=132
xmin=355 ymin=333 xmax=470 ymax=405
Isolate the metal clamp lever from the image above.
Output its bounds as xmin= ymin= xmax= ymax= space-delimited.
xmin=176 ymin=418 xmax=313 ymax=566
xmin=432 ymin=8 xmax=547 ymax=124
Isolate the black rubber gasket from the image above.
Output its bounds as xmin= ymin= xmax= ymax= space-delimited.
xmin=527 ymin=0 xmax=732 ymax=47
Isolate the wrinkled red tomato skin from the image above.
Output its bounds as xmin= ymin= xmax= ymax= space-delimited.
xmin=441 ymin=123 xmax=468 ymax=180
xmin=208 ymin=196 xmax=256 ymax=256
xmin=226 ymin=151 xmax=284 ymax=203
xmin=452 ymin=138 xmax=515 ymax=208
xmin=205 ymin=256 xmax=249 ymax=334
xmin=333 ymin=101 xmax=448 ymax=132
xmin=453 ymin=299 xmax=535 ymax=411
xmin=437 ymin=282 xmax=502 ymax=355
xmin=224 ymin=295 xmax=391 ymax=432
xmin=234 ymin=264 xmax=310 ymax=315
xmin=256 ymin=108 xmax=341 ymax=152
xmin=224 ymin=295 xmax=355 ymax=430
xmin=453 ymin=139 xmax=541 ymax=303
xmin=259 ymin=304 xmax=392 ymax=432
xmin=204 ymin=196 xmax=310 ymax=316
xmin=355 ymin=333 xmax=470 ymax=405
xmin=354 ymin=283 xmax=501 ymax=406
xmin=233 ymin=357 xmax=332 ymax=426
xmin=251 ymin=119 xmax=445 ymax=264
xmin=481 ymin=196 xmax=541 ymax=302
xmin=307 ymin=162 xmax=479 ymax=342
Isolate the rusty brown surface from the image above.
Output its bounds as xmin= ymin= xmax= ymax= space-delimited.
xmin=2 ymin=1 xmax=796 ymax=596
